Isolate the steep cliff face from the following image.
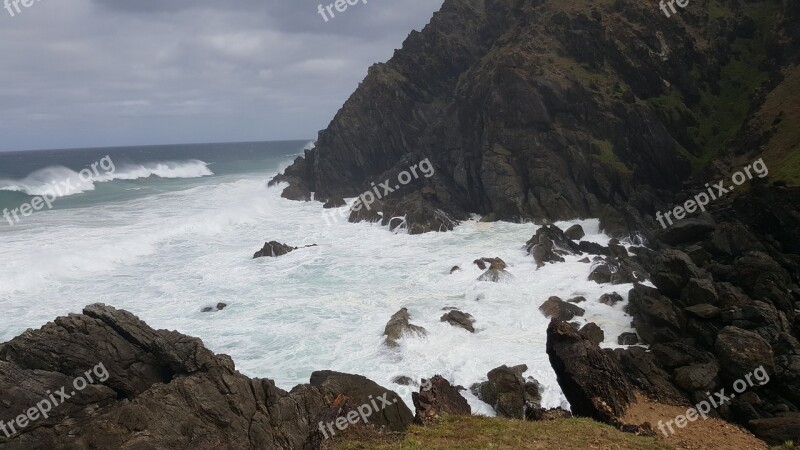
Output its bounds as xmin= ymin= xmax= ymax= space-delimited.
xmin=272 ymin=0 xmax=797 ymax=235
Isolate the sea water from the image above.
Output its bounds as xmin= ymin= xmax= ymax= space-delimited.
xmin=0 ymin=141 xmax=638 ymax=414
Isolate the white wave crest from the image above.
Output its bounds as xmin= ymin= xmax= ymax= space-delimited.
xmin=0 ymin=159 xmax=213 ymax=198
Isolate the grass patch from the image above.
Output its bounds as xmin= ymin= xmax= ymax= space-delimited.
xmin=591 ymin=139 xmax=634 ymax=176
xmin=335 ymin=415 xmax=675 ymax=450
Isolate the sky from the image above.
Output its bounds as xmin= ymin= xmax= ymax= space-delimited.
xmin=0 ymin=0 xmax=445 ymax=151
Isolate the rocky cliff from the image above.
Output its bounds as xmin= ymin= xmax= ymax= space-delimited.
xmin=272 ymin=0 xmax=798 ymax=235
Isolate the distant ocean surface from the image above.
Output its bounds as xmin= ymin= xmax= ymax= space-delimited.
xmin=0 ymin=140 xmax=638 ymax=414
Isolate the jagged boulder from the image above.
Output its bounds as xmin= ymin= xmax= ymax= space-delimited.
xmin=412 ymin=375 xmax=470 ymax=425
xmin=564 ymin=224 xmax=585 ymax=241
xmin=440 ymin=310 xmax=476 ymax=333
xmin=546 ymin=319 xmax=635 ymax=424
xmin=579 ymin=323 xmax=605 ymax=345
xmin=0 ymin=304 xmax=418 ymax=449
xmin=539 ymin=296 xmax=585 ymax=321
xmin=626 ymin=283 xmax=685 ymax=344
xmin=253 ymin=241 xmax=297 ymax=258
xmin=471 ymin=365 xmax=541 ymax=419
xmin=383 ymin=308 xmax=427 ymax=347
xmin=715 ymin=326 xmax=775 ymax=380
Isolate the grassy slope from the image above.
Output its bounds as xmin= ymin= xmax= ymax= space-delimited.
xmin=334 ymin=416 xmax=674 ymax=450
xmin=646 ymin=0 xmax=797 ymax=183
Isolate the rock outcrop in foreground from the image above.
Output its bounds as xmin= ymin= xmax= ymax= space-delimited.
xmin=0 ymin=304 xmax=412 ymax=450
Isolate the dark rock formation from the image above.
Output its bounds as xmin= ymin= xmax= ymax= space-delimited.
xmin=579 ymin=323 xmax=605 ymax=346
xmin=564 ymin=225 xmax=585 ymax=241
xmin=383 ymin=308 xmax=427 ymax=348
xmin=412 ymin=375 xmax=470 ymax=425
xmin=309 ymin=370 xmax=414 ymax=432
xmin=0 ymin=304 xmax=413 ymax=449
xmin=748 ymin=414 xmax=800 ymax=446
xmin=477 ymin=258 xmax=513 ymax=282
xmin=546 ymin=319 xmax=635 ymax=424
xmin=440 ymin=310 xmax=476 ymax=333
xmin=539 ymin=296 xmax=585 ymax=321
xmin=253 ymin=241 xmax=297 ymax=258
xmin=470 ymin=364 xmax=541 ymax=420
xmin=322 ymin=197 xmax=346 ymax=209
xmin=599 ymin=292 xmax=623 ymax=306
xmin=201 ymin=302 xmax=228 ymax=312
xmin=612 ymin=346 xmax=687 ymax=406
xmin=253 ymin=242 xmax=317 ymax=259
xmin=618 ymin=332 xmax=640 ymax=346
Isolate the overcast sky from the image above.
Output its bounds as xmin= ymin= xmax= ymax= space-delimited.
xmin=0 ymin=0 xmax=444 ymax=151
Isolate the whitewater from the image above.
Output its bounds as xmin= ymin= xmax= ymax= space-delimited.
xmin=0 ymin=152 xmax=639 ymax=414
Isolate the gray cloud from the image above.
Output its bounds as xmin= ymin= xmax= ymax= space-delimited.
xmin=0 ymin=0 xmax=444 ymax=151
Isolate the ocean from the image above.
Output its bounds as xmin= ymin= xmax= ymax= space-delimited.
xmin=0 ymin=141 xmax=638 ymax=414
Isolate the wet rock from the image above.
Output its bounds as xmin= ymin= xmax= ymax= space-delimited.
xmin=383 ymin=308 xmax=427 ymax=348
xmin=578 ymin=241 xmax=610 ymax=256
xmin=579 ymin=323 xmax=605 ymax=345
xmin=564 ymin=224 xmax=585 ymax=241
xmin=440 ymin=310 xmax=476 ymax=333
xmin=578 ymin=257 xmax=591 ymax=263
xmin=599 ymin=292 xmax=624 ymax=306
xmin=253 ymin=241 xmax=297 ymax=258
xmin=474 ymin=257 xmax=506 ymax=271
xmin=546 ymin=320 xmax=635 ymax=423
xmin=200 ymin=302 xmax=228 ymax=313
xmin=526 ymin=225 xmax=580 ymax=256
xmin=471 ymin=364 xmax=541 ymax=419
xmin=618 ymin=332 xmax=640 ymax=345
xmin=478 ymin=259 xmax=514 ymax=282
xmin=450 ymin=266 xmax=461 ymax=274
xmin=567 ymin=296 xmax=586 ymax=304
xmin=322 ymin=197 xmax=347 ymax=208
xmin=393 ymin=376 xmax=414 ymax=386
xmin=412 ymin=375 xmax=470 ymax=425
xmin=540 ymin=296 xmax=585 ymax=321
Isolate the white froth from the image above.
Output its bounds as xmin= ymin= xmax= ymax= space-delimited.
xmin=0 ymin=168 xmax=638 ymax=413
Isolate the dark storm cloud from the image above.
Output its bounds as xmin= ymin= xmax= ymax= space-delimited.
xmin=0 ymin=0 xmax=444 ymax=151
